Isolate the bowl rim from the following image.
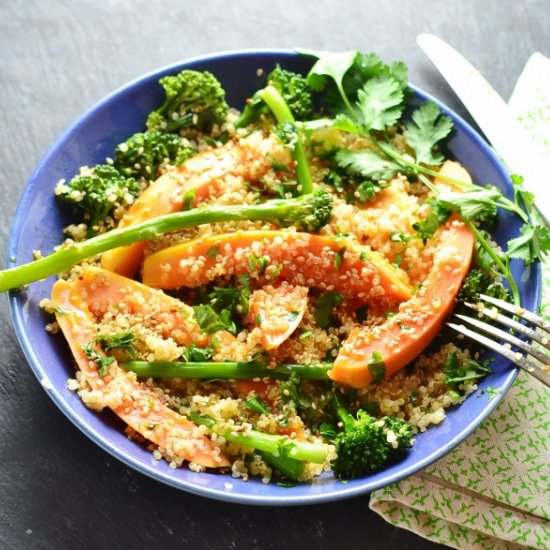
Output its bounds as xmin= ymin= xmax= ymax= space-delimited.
xmin=7 ymin=48 xmax=541 ymax=505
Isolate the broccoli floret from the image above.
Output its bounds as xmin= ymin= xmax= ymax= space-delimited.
xmin=266 ymin=188 xmax=332 ymax=231
xmin=457 ymin=269 xmax=510 ymax=305
xmin=235 ymin=64 xmax=314 ymax=128
xmin=56 ymin=165 xmax=140 ymax=236
xmin=113 ymin=131 xmax=195 ymax=180
xmin=331 ymin=394 xmax=413 ymax=480
xmin=146 ymin=70 xmax=229 ymax=134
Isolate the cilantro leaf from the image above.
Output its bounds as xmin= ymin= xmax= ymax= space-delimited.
xmin=356 ymin=75 xmax=405 ymax=131
xmin=511 ymin=173 xmax=535 ymax=213
xmin=327 ymin=52 xmax=408 ymax=115
xmin=335 ymin=148 xmax=403 ymax=182
xmin=507 ymin=223 xmax=550 ymax=265
xmin=300 ymin=49 xmax=358 ymax=92
xmin=434 ymin=187 xmax=501 ymax=224
xmin=405 ymin=102 xmax=453 ymax=165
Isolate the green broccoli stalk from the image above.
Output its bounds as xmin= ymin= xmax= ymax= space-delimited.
xmin=188 ymin=412 xmax=328 ymax=465
xmin=113 ymin=131 xmax=195 ymax=180
xmin=256 ymin=450 xmax=305 ymax=481
xmin=0 ymin=189 xmax=332 ymax=292
xmin=120 ymin=359 xmax=332 ymax=379
xmin=146 ymin=70 xmax=229 ymax=134
xmin=258 ymin=85 xmax=314 ymax=195
xmin=331 ymin=393 xmax=413 ymax=480
xmin=235 ymin=64 xmax=314 ymax=128
xmin=56 ymin=165 xmax=140 ymax=237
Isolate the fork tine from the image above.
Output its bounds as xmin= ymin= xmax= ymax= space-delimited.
xmin=480 ymin=294 xmax=550 ymax=333
xmin=447 ymin=321 xmax=550 ymax=387
xmin=464 ymin=302 xmax=550 ymax=348
xmin=454 ymin=314 xmax=550 ymax=365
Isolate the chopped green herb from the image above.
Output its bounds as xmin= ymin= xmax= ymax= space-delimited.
xmin=367 ymin=350 xmax=386 ymax=383
xmin=249 ymin=255 xmax=269 ymax=274
xmin=94 ymin=331 xmax=137 ymax=359
xmin=314 ymin=291 xmax=344 ymax=328
xmin=193 ymin=304 xmax=235 ymax=334
xmin=334 ymin=247 xmax=346 ymax=270
xmin=444 ymin=353 xmax=493 ymax=388
xmin=82 ymin=343 xmax=116 ymax=378
xmin=207 ymin=245 xmax=220 ymax=259
xmin=245 ymin=396 xmax=270 ymax=414
xmin=355 ymin=305 xmax=368 ymax=323
xmin=267 ymin=263 xmax=283 ymax=281
xmin=181 ymin=343 xmax=214 ymax=362
xmin=286 ymin=310 xmax=300 ymax=322
xmin=182 ymin=188 xmax=196 ymax=211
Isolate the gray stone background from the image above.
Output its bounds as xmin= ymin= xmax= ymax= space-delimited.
xmin=1 ymin=0 xmax=548 ymax=548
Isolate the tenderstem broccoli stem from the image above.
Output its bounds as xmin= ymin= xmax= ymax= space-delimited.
xmin=0 ymin=198 xmax=317 ymax=292
xmin=120 ymin=360 xmax=332 ymax=380
xmin=332 ymin=392 xmax=351 ymax=425
xmin=258 ymin=85 xmax=314 ymax=195
xmin=188 ymin=412 xmax=328 ymax=464
xmin=257 ymin=450 xmax=305 ymax=480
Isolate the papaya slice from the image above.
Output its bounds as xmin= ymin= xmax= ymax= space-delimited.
xmin=67 ymin=266 xmax=235 ymax=349
xmin=101 ymin=136 xmax=289 ymax=277
xmin=142 ymin=230 xmax=413 ymax=304
xmin=246 ymin=282 xmax=308 ymax=350
xmin=329 ymin=213 xmax=475 ymax=388
xmin=51 ymin=276 xmax=229 ymax=468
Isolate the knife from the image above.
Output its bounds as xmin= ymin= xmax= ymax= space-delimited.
xmin=417 ymin=33 xmax=550 ymax=225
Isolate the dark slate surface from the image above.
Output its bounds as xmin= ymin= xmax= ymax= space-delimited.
xmin=1 ymin=1 xmax=548 ymax=548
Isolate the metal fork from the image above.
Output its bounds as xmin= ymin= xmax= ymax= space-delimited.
xmin=447 ymin=294 xmax=550 ymax=388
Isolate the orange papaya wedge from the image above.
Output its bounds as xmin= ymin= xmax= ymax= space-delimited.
xmin=142 ymin=230 xmax=412 ymax=304
xmin=101 ymin=136 xmax=288 ymax=277
xmin=329 ymin=214 xmax=475 ymax=388
xmin=246 ymin=282 xmax=308 ymax=350
xmin=67 ymin=266 xmax=236 ymax=349
xmin=51 ymin=276 xmax=229 ymax=468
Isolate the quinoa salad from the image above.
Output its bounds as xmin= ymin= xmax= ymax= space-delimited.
xmin=17 ymin=49 xmax=531 ymax=485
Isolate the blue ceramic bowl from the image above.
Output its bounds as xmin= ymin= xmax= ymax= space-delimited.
xmin=7 ymin=50 xmax=540 ymax=504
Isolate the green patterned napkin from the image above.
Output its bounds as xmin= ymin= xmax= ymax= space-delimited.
xmin=370 ymin=53 xmax=550 ymax=550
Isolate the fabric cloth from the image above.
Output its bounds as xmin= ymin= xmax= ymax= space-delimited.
xmin=369 ymin=53 xmax=550 ymax=550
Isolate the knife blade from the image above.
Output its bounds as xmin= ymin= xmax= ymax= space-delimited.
xmin=417 ymin=33 xmax=550 ymax=225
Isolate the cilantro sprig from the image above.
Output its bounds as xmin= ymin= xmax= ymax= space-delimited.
xmin=299 ymin=49 xmax=550 ymax=305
